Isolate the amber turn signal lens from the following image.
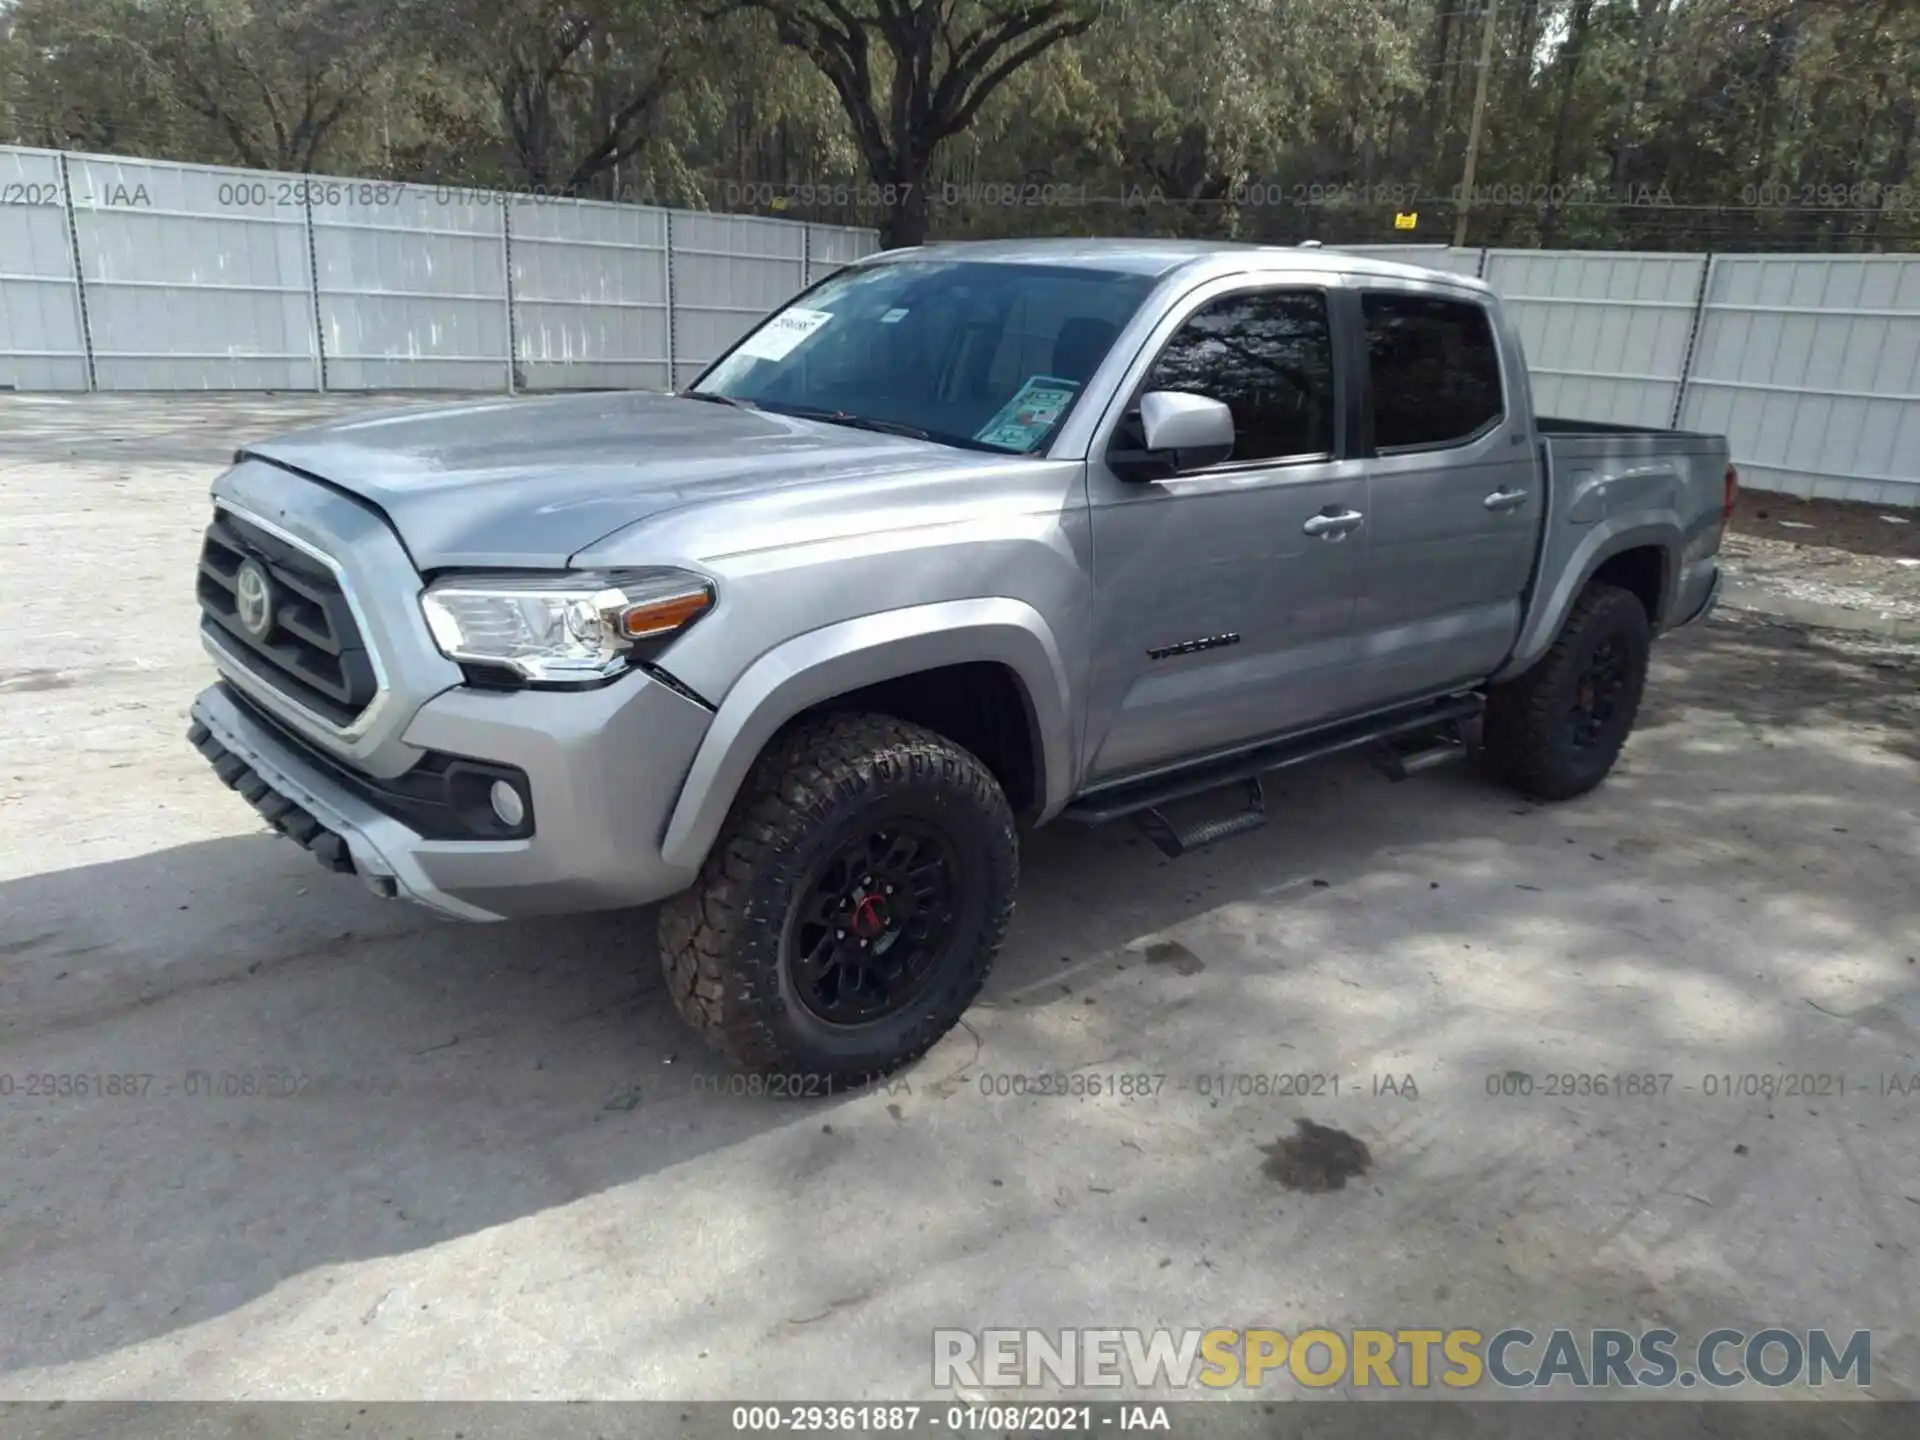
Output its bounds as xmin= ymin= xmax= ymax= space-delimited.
xmin=616 ymin=588 xmax=713 ymax=639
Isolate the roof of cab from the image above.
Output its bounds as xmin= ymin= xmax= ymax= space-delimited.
xmin=857 ymin=236 xmax=1492 ymax=293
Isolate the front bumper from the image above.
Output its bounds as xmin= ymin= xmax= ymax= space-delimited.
xmin=189 ymin=672 xmax=714 ymax=921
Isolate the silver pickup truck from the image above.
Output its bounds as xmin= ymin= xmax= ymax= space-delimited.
xmin=187 ymin=239 xmax=1732 ymax=1083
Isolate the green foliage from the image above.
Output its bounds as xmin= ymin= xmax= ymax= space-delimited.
xmin=1 ymin=0 xmax=1914 ymax=249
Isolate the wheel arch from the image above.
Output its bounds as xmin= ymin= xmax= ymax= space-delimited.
xmin=1496 ymin=520 xmax=1679 ymax=684
xmin=659 ymin=599 xmax=1075 ymax=871
xmin=1482 ymin=578 xmax=1653 ymax=802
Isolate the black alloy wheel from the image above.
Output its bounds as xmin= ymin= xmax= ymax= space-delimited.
xmin=1482 ymin=580 xmax=1652 ymax=801
xmin=658 ymin=713 xmax=1018 ymax=1087
xmin=1568 ymin=637 xmax=1630 ymax=750
xmin=786 ymin=820 xmax=960 ymax=1026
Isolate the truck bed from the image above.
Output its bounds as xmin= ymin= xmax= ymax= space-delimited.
xmin=1536 ymin=414 xmax=1723 ymax=445
xmin=1512 ymin=417 xmax=1732 ymax=674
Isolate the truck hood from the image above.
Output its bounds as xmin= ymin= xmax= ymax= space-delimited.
xmin=241 ymin=390 xmax=983 ymax=570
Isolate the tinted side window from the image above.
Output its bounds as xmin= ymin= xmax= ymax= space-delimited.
xmin=1139 ymin=290 xmax=1336 ymax=463
xmin=1361 ymin=293 xmax=1504 ymax=449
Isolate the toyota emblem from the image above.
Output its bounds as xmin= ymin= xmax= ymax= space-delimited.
xmin=234 ymin=559 xmax=275 ymax=639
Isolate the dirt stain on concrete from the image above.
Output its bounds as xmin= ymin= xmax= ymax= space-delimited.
xmin=0 ymin=669 xmax=75 ymax=693
xmin=1260 ymin=1119 xmax=1372 ymax=1192
xmin=1143 ymin=939 xmax=1204 ymax=976
xmin=0 ymin=930 xmax=61 ymax=958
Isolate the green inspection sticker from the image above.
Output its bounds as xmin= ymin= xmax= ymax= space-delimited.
xmin=973 ymin=375 xmax=1081 ymax=449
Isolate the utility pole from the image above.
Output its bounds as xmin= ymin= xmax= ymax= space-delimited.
xmin=1453 ymin=0 xmax=1501 ymax=247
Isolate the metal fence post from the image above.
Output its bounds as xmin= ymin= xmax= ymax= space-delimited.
xmin=303 ymin=180 xmax=327 ymax=392
xmin=56 ymin=152 xmax=97 ymax=392
xmin=1671 ymin=252 xmax=1714 ymax=430
xmin=664 ymin=210 xmax=677 ymax=392
xmin=502 ymin=199 xmax=517 ymax=394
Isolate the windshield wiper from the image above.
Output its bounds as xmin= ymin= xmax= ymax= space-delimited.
xmin=769 ymin=405 xmax=933 ymax=442
xmin=680 ymin=390 xmax=759 ymax=411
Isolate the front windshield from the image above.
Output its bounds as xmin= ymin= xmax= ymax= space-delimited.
xmin=692 ymin=260 xmax=1156 ymax=454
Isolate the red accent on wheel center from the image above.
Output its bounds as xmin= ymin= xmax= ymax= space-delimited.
xmin=851 ymin=893 xmax=889 ymax=937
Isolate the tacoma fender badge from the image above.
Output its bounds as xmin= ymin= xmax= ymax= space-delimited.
xmin=1147 ymin=633 xmax=1241 ymax=661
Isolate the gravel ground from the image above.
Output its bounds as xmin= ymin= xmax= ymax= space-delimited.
xmin=1730 ymin=491 xmax=1920 ymax=563
xmin=0 ymin=395 xmax=1916 ymax=1411
xmin=1723 ymin=490 xmax=1920 ymax=631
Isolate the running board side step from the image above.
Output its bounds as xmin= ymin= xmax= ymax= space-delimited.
xmin=1059 ymin=694 xmax=1485 ymax=837
xmin=1136 ymin=778 xmax=1267 ymax=858
xmin=1371 ymin=734 xmax=1470 ymax=781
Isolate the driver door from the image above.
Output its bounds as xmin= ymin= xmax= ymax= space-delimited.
xmin=1080 ymin=277 xmax=1369 ymax=784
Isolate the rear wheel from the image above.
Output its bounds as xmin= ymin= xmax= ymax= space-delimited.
xmin=1482 ymin=581 xmax=1651 ymax=801
xmin=658 ymin=713 xmax=1017 ymax=1089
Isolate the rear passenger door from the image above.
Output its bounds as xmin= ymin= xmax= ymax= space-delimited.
xmin=1346 ymin=287 xmax=1540 ymax=711
xmin=1081 ymin=278 xmax=1369 ymax=783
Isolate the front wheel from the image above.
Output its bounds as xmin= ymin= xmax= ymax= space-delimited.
xmin=1482 ymin=581 xmax=1652 ymax=801
xmin=657 ymin=713 xmax=1017 ymax=1088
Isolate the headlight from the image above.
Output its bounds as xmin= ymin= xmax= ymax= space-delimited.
xmin=420 ymin=568 xmax=714 ymax=684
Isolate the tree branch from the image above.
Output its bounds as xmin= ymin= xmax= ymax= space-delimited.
xmin=942 ymin=13 xmax=1095 ymax=138
xmin=564 ymin=61 xmax=679 ymax=188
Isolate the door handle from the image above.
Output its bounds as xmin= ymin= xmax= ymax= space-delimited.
xmin=1484 ymin=487 xmax=1529 ymax=512
xmin=1302 ymin=508 xmax=1365 ymax=538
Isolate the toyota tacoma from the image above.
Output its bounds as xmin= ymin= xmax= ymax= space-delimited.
xmin=187 ymin=239 xmax=1733 ymax=1084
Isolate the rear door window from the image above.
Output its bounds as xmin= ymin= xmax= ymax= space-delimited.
xmin=1361 ymin=293 xmax=1504 ymax=450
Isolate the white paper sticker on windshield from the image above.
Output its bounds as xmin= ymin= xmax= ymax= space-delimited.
xmin=880 ymin=307 xmax=910 ymax=324
xmin=735 ymin=307 xmax=834 ymax=361
xmin=974 ymin=375 xmax=1081 ymax=450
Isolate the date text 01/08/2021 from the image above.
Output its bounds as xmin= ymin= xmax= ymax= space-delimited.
xmin=1484 ymin=1072 xmax=1919 ymax=1099
xmin=729 ymin=1405 xmax=1169 ymax=1432
xmin=0 ymin=1071 xmax=397 ymax=1099
xmin=968 ymin=1072 xmax=1419 ymax=1099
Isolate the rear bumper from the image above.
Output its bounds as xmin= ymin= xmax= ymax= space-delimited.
xmin=1669 ymin=563 xmax=1723 ymax=631
xmin=189 ymin=671 xmax=713 ymax=921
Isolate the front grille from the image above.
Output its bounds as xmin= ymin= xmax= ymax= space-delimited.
xmin=196 ymin=509 xmax=378 ymax=727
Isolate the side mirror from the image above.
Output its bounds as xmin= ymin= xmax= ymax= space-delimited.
xmin=1110 ymin=391 xmax=1235 ymax=480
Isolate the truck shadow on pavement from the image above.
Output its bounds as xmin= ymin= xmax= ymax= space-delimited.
xmin=0 ymin=612 xmax=1916 ymax=1392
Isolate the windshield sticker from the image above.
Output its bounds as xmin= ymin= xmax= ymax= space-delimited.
xmin=735 ymin=307 xmax=834 ymax=362
xmin=973 ymin=375 xmax=1081 ymax=450
xmin=880 ymin=307 xmax=910 ymax=324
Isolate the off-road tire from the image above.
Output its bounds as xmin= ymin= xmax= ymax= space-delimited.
xmin=1482 ymin=581 xmax=1652 ymax=801
xmin=658 ymin=713 xmax=1017 ymax=1089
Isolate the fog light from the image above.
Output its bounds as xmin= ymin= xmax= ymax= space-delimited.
xmin=489 ymin=780 xmax=526 ymax=828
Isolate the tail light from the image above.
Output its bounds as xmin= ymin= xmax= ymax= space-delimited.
xmin=1723 ymin=463 xmax=1739 ymax=521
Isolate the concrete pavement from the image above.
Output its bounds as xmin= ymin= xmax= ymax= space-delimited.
xmin=1 ymin=394 xmax=1915 ymax=1403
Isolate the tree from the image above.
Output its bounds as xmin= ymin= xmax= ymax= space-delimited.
xmin=2 ymin=0 xmax=195 ymax=155
xmin=420 ymin=0 xmax=691 ymax=196
xmin=0 ymin=13 xmax=22 ymax=142
xmin=1537 ymin=0 xmax=1597 ymax=245
xmin=136 ymin=0 xmax=403 ymax=173
xmin=730 ymin=0 xmax=1105 ymax=247
xmin=6 ymin=0 xmax=1919 ymax=252
xmin=940 ymin=0 xmax=1423 ymax=242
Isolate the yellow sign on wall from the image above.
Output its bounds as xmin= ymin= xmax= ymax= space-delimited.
xmin=1394 ymin=212 xmax=1419 ymax=230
